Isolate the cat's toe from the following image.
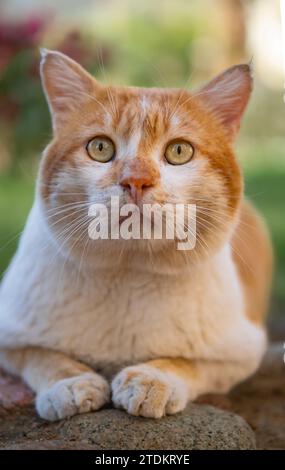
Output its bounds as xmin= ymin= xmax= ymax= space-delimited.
xmin=111 ymin=365 xmax=188 ymax=418
xmin=36 ymin=372 xmax=110 ymax=421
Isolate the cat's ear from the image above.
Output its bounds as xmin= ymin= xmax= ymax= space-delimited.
xmin=196 ymin=64 xmax=253 ymax=139
xmin=40 ymin=49 xmax=100 ymax=132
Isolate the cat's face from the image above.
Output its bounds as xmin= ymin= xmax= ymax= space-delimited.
xmin=38 ymin=50 xmax=252 ymax=271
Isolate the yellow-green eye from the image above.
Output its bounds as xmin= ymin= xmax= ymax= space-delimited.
xmin=86 ymin=137 xmax=115 ymax=162
xmin=165 ymin=141 xmax=194 ymax=165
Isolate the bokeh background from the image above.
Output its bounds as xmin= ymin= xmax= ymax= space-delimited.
xmin=0 ymin=0 xmax=284 ymax=322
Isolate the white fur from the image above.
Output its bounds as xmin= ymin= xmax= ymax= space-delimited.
xmin=112 ymin=364 xmax=189 ymax=418
xmin=121 ymin=129 xmax=142 ymax=161
xmin=170 ymin=115 xmax=181 ymax=128
xmin=141 ymin=96 xmax=150 ymax=115
xmin=0 ymin=200 xmax=266 ymax=376
xmin=36 ymin=372 xmax=110 ymax=421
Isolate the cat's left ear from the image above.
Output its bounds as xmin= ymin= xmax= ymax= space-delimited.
xmin=40 ymin=49 xmax=100 ymax=132
xmin=196 ymin=64 xmax=253 ymax=140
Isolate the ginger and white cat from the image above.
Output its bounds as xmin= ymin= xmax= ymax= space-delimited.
xmin=0 ymin=50 xmax=272 ymax=421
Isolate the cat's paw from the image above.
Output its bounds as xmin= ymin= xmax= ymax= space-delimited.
xmin=36 ymin=372 xmax=110 ymax=421
xmin=111 ymin=365 xmax=188 ymax=418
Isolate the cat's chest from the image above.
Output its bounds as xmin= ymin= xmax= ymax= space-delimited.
xmin=51 ymin=270 xmax=192 ymax=360
xmin=39 ymin=261 xmax=248 ymax=367
xmin=1 ymin=243 xmax=263 ymax=369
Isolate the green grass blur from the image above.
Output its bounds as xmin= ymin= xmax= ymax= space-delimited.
xmin=0 ymin=173 xmax=34 ymax=277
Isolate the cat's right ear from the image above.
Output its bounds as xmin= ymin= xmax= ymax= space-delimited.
xmin=40 ymin=49 xmax=100 ymax=132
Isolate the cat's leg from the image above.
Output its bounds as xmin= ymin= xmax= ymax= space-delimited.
xmin=0 ymin=347 xmax=110 ymax=421
xmin=111 ymin=356 xmax=261 ymax=418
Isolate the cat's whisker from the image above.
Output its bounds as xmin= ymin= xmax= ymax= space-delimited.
xmin=196 ymin=214 xmax=255 ymax=275
xmin=196 ymin=206 xmax=257 ymax=240
xmin=55 ymin=222 xmax=90 ymax=296
xmin=78 ymin=88 xmax=114 ymax=120
xmin=196 ymin=212 xmax=253 ymax=250
xmin=168 ymin=72 xmax=194 ymax=120
xmin=46 ymin=208 xmax=90 ymax=232
xmin=0 ymin=230 xmax=24 ymax=255
xmin=97 ymin=47 xmax=119 ymax=121
xmin=76 ymin=233 xmax=91 ymax=286
xmin=45 ymin=201 xmax=91 ymax=214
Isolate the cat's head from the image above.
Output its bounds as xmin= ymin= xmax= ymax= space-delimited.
xmin=38 ymin=50 xmax=252 ymax=272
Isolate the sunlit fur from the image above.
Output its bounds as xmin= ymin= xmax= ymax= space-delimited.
xmin=0 ymin=51 xmax=272 ymax=421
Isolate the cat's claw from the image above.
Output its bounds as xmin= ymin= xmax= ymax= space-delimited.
xmin=111 ymin=365 xmax=188 ymax=418
xmin=36 ymin=372 xmax=110 ymax=421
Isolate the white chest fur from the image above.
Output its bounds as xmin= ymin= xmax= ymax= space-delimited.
xmin=0 ymin=203 xmax=266 ymax=372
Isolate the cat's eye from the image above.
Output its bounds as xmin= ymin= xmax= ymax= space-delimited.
xmin=165 ymin=141 xmax=194 ymax=165
xmin=86 ymin=137 xmax=115 ymax=163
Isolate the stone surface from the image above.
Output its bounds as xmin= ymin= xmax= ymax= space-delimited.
xmin=0 ymin=343 xmax=284 ymax=450
xmin=0 ymin=370 xmax=34 ymax=410
xmin=268 ymin=317 xmax=285 ymax=342
xmin=197 ymin=342 xmax=285 ymax=449
xmin=0 ymin=403 xmax=255 ymax=450
xmin=229 ymin=342 xmax=285 ymax=450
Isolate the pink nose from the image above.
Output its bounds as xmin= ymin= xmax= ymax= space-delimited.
xmin=120 ymin=176 xmax=154 ymax=203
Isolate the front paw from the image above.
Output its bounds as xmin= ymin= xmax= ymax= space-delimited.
xmin=111 ymin=365 xmax=188 ymax=418
xmin=36 ymin=372 xmax=110 ymax=421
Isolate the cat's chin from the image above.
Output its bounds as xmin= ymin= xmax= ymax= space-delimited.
xmin=55 ymin=236 xmax=228 ymax=275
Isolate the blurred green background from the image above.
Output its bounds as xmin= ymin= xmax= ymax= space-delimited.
xmin=0 ymin=0 xmax=284 ymax=318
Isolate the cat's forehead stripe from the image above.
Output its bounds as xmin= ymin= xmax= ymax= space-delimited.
xmin=170 ymin=115 xmax=181 ymax=128
xmin=141 ymin=95 xmax=150 ymax=115
xmin=121 ymin=129 xmax=142 ymax=159
xmin=90 ymin=88 xmax=193 ymax=145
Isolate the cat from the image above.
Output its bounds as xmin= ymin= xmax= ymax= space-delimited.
xmin=0 ymin=50 xmax=272 ymax=421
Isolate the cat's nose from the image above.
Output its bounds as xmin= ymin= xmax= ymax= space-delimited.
xmin=120 ymin=176 xmax=154 ymax=203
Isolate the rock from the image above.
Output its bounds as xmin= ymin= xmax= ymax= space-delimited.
xmin=1 ymin=342 xmax=284 ymax=450
xmin=0 ymin=403 xmax=255 ymax=450
xmin=196 ymin=342 xmax=285 ymax=449
xmin=268 ymin=317 xmax=285 ymax=342
xmin=228 ymin=342 xmax=285 ymax=450
xmin=0 ymin=370 xmax=34 ymax=410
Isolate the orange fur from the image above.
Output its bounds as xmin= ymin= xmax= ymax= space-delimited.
xmin=38 ymin=57 xmax=250 ymax=268
xmin=38 ymin=52 xmax=273 ymax=322
xmin=232 ymin=200 xmax=273 ymax=324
